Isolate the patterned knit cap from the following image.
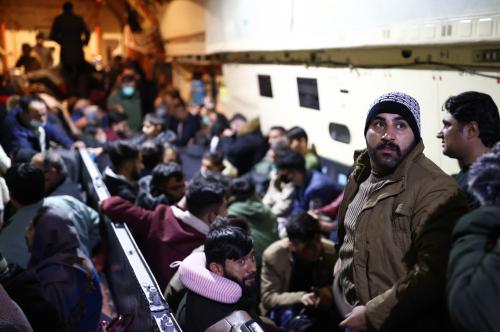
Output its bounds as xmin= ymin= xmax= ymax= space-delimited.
xmin=364 ymin=92 xmax=421 ymax=142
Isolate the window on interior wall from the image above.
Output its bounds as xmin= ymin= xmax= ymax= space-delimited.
xmin=258 ymin=75 xmax=273 ymax=97
xmin=329 ymin=122 xmax=351 ymax=144
xmin=297 ymin=77 xmax=320 ymax=110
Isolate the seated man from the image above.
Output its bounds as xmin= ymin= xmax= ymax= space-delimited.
xmin=15 ymin=43 xmax=41 ymax=73
xmin=101 ymin=177 xmax=227 ymax=290
xmin=261 ymin=213 xmax=338 ymax=331
xmin=221 ymin=116 xmax=267 ymax=176
xmin=139 ymin=140 xmax=164 ymax=177
xmin=103 ymin=140 xmax=143 ymax=202
xmin=31 ymin=150 xmax=85 ymax=202
xmin=286 ymin=126 xmax=320 ymax=171
xmin=228 ymin=177 xmax=278 ymax=265
xmin=136 ymin=162 xmax=186 ymax=210
xmin=176 ymin=222 xmax=263 ymax=332
xmin=0 ymin=163 xmax=100 ymax=268
xmin=275 ymin=148 xmax=342 ymax=214
xmin=3 ymin=206 xmax=102 ymax=332
xmin=138 ymin=113 xmax=175 ymax=146
xmin=1 ymin=94 xmax=75 ymax=156
xmin=105 ymin=110 xmax=131 ymax=142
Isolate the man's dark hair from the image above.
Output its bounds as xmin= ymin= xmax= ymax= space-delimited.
xmin=144 ymin=113 xmax=164 ymax=129
xmin=468 ymin=142 xmax=500 ymax=206
xmin=170 ymin=90 xmax=186 ymax=108
xmin=5 ymin=163 xmax=45 ymax=205
xmin=151 ymin=162 xmax=184 ymax=196
xmin=210 ymin=215 xmax=250 ymax=234
xmin=286 ymin=126 xmax=308 ymax=142
xmin=205 ymin=225 xmax=254 ymax=266
xmin=108 ymin=110 xmax=128 ymax=125
xmin=203 ymin=151 xmax=224 ymax=167
xmin=275 ymin=148 xmax=306 ymax=173
xmin=229 ymin=113 xmax=246 ymax=124
xmin=141 ymin=140 xmax=163 ymax=172
xmin=270 ymin=126 xmax=286 ymax=134
xmin=38 ymin=151 xmax=68 ymax=177
xmin=63 ymin=1 xmax=73 ymax=12
xmin=198 ymin=170 xmax=230 ymax=190
xmin=21 ymin=43 xmax=31 ymax=53
xmin=19 ymin=94 xmax=45 ymax=113
xmin=210 ymin=120 xmax=229 ymax=137
xmin=107 ymin=140 xmax=140 ymax=170
xmin=185 ymin=177 xmax=226 ymax=219
xmin=286 ymin=212 xmax=320 ymax=243
xmin=229 ymin=177 xmax=255 ymax=202
xmin=444 ymin=91 xmax=500 ymax=148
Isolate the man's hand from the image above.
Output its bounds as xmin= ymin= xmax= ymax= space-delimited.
xmin=340 ymin=305 xmax=367 ymax=332
xmin=300 ymin=292 xmax=318 ymax=307
xmin=72 ymin=140 xmax=86 ymax=149
xmin=312 ymin=287 xmax=333 ymax=308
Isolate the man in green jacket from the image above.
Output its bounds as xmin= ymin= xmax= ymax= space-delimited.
xmin=335 ymin=92 xmax=468 ymax=332
xmin=228 ymin=177 xmax=278 ymax=265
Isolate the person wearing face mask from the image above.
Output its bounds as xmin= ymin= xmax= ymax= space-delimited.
xmin=1 ymin=94 xmax=75 ymax=156
xmin=107 ymin=71 xmax=143 ymax=132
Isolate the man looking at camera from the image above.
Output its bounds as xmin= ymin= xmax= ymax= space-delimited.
xmin=334 ymin=92 xmax=468 ymax=331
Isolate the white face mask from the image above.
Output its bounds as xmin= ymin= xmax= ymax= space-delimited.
xmin=29 ymin=119 xmax=45 ymax=129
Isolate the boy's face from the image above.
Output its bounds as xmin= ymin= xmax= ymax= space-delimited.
xmin=142 ymin=120 xmax=161 ymax=138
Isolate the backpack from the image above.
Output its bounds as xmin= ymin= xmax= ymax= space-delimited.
xmin=205 ymin=310 xmax=264 ymax=332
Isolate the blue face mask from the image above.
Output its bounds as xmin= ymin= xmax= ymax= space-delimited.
xmin=202 ymin=116 xmax=210 ymax=126
xmin=122 ymin=86 xmax=135 ymax=96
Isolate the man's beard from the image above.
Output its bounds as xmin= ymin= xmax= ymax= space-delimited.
xmin=223 ymin=268 xmax=257 ymax=296
xmin=367 ymin=140 xmax=412 ymax=174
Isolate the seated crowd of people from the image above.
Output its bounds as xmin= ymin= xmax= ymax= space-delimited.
xmin=0 ymin=58 xmax=499 ymax=332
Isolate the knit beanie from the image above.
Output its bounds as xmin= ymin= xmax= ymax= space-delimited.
xmin=364 ymin=92 xmax=421 ymax=142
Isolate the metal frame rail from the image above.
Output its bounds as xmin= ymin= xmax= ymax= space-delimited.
xmin=79 ymin=148 xmax=181 ymax=332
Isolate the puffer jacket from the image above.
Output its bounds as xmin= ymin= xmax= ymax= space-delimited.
xmin=336 ymin=141 xmax=468 ymax=331
xmin=447 ymin=205 xmax=500 ymax=332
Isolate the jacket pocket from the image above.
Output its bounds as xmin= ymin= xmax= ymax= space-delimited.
xmin=391 ymin=203 xmax=412 ymax=252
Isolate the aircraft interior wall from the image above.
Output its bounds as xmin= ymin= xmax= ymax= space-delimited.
xmin=221 ymin=63 xmax=500 ymax=175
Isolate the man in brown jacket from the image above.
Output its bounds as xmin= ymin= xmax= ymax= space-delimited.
xmin=335 ymin=92 xmax=468 ymax=332
xmin=261 ymin=213 xmax=337 ymax=331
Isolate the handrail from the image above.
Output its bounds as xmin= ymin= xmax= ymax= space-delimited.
xmin=78 ymin=148 xmax=181 ymax=332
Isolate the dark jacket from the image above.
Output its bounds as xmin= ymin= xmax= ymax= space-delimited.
xmin=172 ymin=113 xmax=201 ymax=147
xmin=49 ymin=11 xmax=89 ymax=65
xmin=336 ymin=142 xmax=468 ymax=331
xmin=452 ymin=166 xmax=480 ymax=210
xmin=292 ymin=170 xmax=343 ymax=214
xmin=5 ymin=207 xmax=102 ymax=332
xmin=179 ymin=143 xmax=206 ymax=180
xmin=221 ymin=119 xmax=267 ymax=175
xmin=0 ymin=284 xmax=33 ymax=332
xmin=48 ymin=175 xmax=86 ymax=203
xmin=178 ymin=290 xmax=261 ymax=332
xmin=447 ymin=205 xmax=500 ymax=332
xmin=1 ymin=107 xmax=74 ymax=155
xmin=103 ymin=168 xmax=138 ymax=203
xmin=101 ymin=196 xmax=208 ymax=290
xmin=136 ymin=175 xmax=171 ymax=210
